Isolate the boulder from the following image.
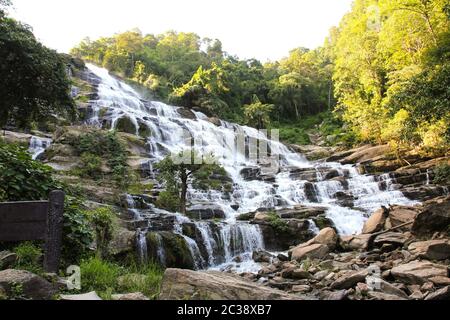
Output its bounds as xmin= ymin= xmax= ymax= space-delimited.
xmin=373 ymin=232 xmax=410 ymax=248
xmin=240 ymin=167 xmax=261 ymax=181
xmin=115 ymin=116 xmax=137 ymax=134
xmin=424 ymin=286 xmax=450 ymax=300
xmin=159 ymin=269 xmax=302 ymax=300
xmin=340 ymin=234 xmax=372 ymax=251
xmin=391 ymin=261 xmax=449 ymax=285
xmin=371 ymin=278 xmax=409 ymax=299
xmin=253 ymin=212 xmax=272 ymax=223
xmin=177 ymin=107 xmax=196 ymax=120
xmin=0 ymin=251 xmax=18 ymax=270
xmin=0 ymin=269 xmax=56 ymax=300
xmin=252 ymin=250 xmax=275 ymax=263
xmin=408 ymin=240 xmax=450 ymax=261
xmin=367 ymin=291 xmax=408 ymax=301
xmin=340 ymin=145 xmax=390 ymax=165
xmin=291 ymin=244 xmax=329 ymax=262
xmin=108 ymin=227 xmax=136 ymax=258
xmin=429 ymin=276 xmax=450 ymax=286
xmin=362 ymin=207 xmax=388 ymax=234
xmin=412 ymin=196 xmax=450 ymax=236
xmin=386 ymin=205 xmax=420 ymax=230
xmin=299 ymin=227 xmax=338 ymax=250
xmin=330 ymin=270 xmax=369 ymax=290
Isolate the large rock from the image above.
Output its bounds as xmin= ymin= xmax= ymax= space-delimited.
xmin=291 ymin=244 xmax=329 ymax=262
xmin=340 ymin=234 xmax=372 ymax=251
xmin=159 ymin=269 xmax=301 ymax=300
xmin=340 ymin=145 xmax=390 ymax=165
xmin=108 ymin=227 xmax=136 ymax=258
xmin=391 ymin=261 xmax=449 ymax=285
xmin=186 ymin=204 xmax=225 ymax=220
xmin=299 ymin=227 xmax=338 ymax=251
xmin=424 ymin=286 xmax=450 ymax=300
xmin=373 ymin=232 xmax=410 ymax=248
xmin=0 ymin=251 xmax=18 ymax=270
xmin=330 ymin=270 xmax=369 ymax=290
xmin=408 ymin=240 xmax=450 ymax=261
xmin=146 ymin=232 xmax=195 ymax=270
xmin=0 ymin=269 xmax=56 ymax=300
xmin=362 ymin=207 xmax=388 ymax=234
xmin=412 ymin=196 xmax=450 ymax=236
xmin=385 ymin=205 xmax=420 ymax=230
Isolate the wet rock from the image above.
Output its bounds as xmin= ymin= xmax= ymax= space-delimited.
xmin=115 ymin=116 xmax=137 ymax=134
xmin=240 ymin=167 xmax=261 ymax=181
xmin=159 ymin=269 xmax=302 ymax=300
xmin=277 ymin=253 xmax=289 ymax=262
xmin=412 ymin=196 xmax=450 ymax=236
xmin=304 ymin=182 xmax=319 ymax=203
xmin=391 ymin=261 xmax=449 ymax=285
xmin=146 ymin=232 xmax=195 ymax=270
xmin=252 ymin=250 xmax=275 ymax=263
xmin=291 ymin=244 xmax=329 ymax=262
xmin=0 ymin=269 xmax=56 ymax=300
xmin=424 ymin=286 xmax=450 ymax=300
xmin=408 ymin=240 xmax=450 ymax=260
xmin=362 ymin=207 xmax=388 ymax=234
xmin=177 ymin=107 xmax=196 ymax=120
xmin=187 ymin=204 xmax=225 ymax=220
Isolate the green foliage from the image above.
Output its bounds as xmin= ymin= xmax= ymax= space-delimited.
xmin=433 ymin=164 xmax=450 ymax=185
xmin=156 ymin=190 xmax=180 ymax=213
xmin=333 ymin=0 xmax=450 ymax=154
xmin=267 ymin=212 xmax=290 ymax=234
xmin=13 ymin=242 xmax=43 ymax=274
xmin=79 ymin=257 xmax=163 ymax=300
xmin=85 ymin=207 xmax=116 ymax=259
xmin=156 ymin=151 xmax=227 ymax=213
xmin=62 ymin=196 xmax=94 ymax=265
xmin=79 ymin=153 xmax=103 ymax=179
xmin=0 ymin=142 xmax=58 ymax=201
xmin=244 ymin=95 xmax=275 ymax=129
xmin=0 ymin=13 xmax=74 ymax=129
xmin=70 ymin=130 xmax=131 ymax=189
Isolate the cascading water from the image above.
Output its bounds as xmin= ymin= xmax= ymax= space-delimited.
xmin=29 ymin=136 xmax=52 ymax=160
xmin=84 ymin=64 xmax=418 ymax=271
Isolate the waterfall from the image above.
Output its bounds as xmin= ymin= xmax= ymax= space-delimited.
xmin=136 ymin=229 xmax=148 ymax=264
xmin=84 ymin=64 xmax=419 ymax=270
xmin=29 ymin=136 xmax=52 ymax=160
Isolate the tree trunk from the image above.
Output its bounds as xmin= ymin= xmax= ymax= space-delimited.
xmin=180 ymin=170 xmax=188 ymax=215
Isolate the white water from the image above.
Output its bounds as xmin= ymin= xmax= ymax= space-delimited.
xmin=29 ymin=136 xmax=52 ymax=160
xmin=85 ymin=64 xmax=418 ymax=270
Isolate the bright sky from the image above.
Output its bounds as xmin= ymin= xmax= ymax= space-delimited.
xmin=10 ymin=0 xmax=353 ymax=62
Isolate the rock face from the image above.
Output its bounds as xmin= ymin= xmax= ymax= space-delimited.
xmin=408 ymin=240 xmax=450 ymax=260
xmin=159 ymin=269 xmax=302 ymax=300
xmin=391 ymin=261 xmax=449 ymax=285
xmin=186 ymin=204 xmax=225 ymax=220
xmin=412 ymin=196 xmax=450 ymax=236
xmin=0 ymin=269 xmax=56 ymax=300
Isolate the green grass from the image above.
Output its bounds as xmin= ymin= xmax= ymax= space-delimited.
xmin=12 ymin=242 xmax=44 ymax=275
xmin=79 ymin=257 xmax=163 ymax=300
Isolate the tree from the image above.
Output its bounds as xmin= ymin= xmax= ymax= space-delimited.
xmin=155 ymin=151 xmax=225 ymax=214
xmin=0 ymin=15 xmax=74 ymax=128
xmin=244 ymin=95 xmax=274 ymax=130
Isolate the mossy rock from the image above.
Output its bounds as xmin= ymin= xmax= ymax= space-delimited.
xmin=115 ymin=116 xmax=137 ymax=135
xmin=147 ymin=232 xmax=195 ymax=270
xmin=137 ymin=121 xmax=152 ymax=138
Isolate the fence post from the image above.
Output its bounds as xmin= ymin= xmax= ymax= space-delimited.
xmin=43 ymin=190 xmax=65 ymax=273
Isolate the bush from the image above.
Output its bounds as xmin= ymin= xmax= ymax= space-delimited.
xmin=85 ymin=207 xmax=116 ymax=259
xmin=79 ymin=152 xmax=103 ymax=179
xmin=62 ymin=196 xmax=94 ymax=265
xmin=434 ymin=164 xmax=450 ymax=185
xmin=13 ymin=242 xmax=43 ymax=274
xmin=0 ymin=142 xmax=58 ymax=201
xmin=156 ymin=190 xmax=180 ymax=212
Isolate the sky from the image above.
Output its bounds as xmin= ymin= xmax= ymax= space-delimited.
xmin=10 ymin=0 xmax=353 ymax=62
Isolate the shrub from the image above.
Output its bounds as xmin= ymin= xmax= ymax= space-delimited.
xmin=85 ymin=207 xmax=116 ymax=259
xmin=0 ymin=142 xmax=58 ymax=201
xmin=79 ymin=152 xmax=103 ymax=179
xmin=156 ymin=190 xmax=180 ymax=213
xmin=13 ymin=242 xmax=43 ymax=274
xmin=267 ymin=212 xmax=290 ymax=234
xmin=434 ymin=164 xmax=450 ymax=185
